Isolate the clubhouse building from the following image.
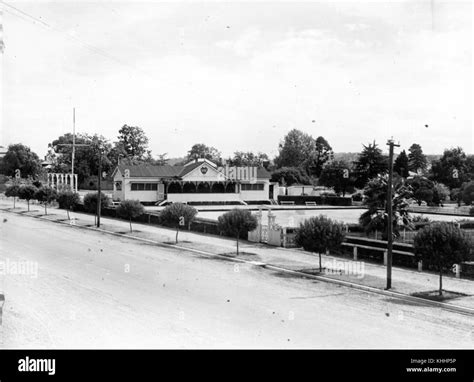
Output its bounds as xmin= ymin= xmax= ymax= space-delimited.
xmin=112 ymin=158 xmax=277 ymax=205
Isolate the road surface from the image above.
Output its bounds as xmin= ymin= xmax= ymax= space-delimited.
xmin=0 ymin=211 xmax=472 ymax=348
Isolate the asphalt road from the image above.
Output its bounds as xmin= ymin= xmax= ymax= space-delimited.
xmin=0 ymin=211 xmax=472 ymax=349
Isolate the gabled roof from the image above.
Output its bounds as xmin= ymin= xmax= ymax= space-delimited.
xmin=183 ymin=158 xmax=217 ymax=168
xmin=179 ymin=161 xmax=205 ymax=177
xmin=115 ymin=163 xmax=271 ymax=180
xmin=116 ymin=165 xmax=182 ymax=178
xmin=256 ymin=168 xmax=271 ymax=179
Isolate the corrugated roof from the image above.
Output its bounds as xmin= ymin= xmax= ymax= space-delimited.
xmin=117 ymin=165 xmax=183 ymax=178
xmin=257 ymin=168 xmax=271 ymax=179
xmin=178 ymin=161 xmax=204 ymax=177
xmin=116 ymin=164 xmax=271 ymax=180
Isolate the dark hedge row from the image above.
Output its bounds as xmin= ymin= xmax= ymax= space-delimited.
xmin=277 ymin=195 xmax=353 ymax=206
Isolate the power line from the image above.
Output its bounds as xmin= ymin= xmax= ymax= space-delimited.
xmin=0 ymin=1 xmax=152 ymax=78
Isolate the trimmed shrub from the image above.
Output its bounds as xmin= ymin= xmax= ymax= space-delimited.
xmin=271 ymin=167 xmax=311 ymax=186
xmin=411 ymin=215 xmax=431 ymax=224
xmin=83 ymin=192 xmax=110 ymax=214
xmin=160 ymin=203 xmax=198 ymax=243
xmin=57 ymin=191 xmax=80 ymax=219
xmin=5 ymin=184 xmax=20 ymax=208
xmin=414 ymin=222 xmax=472 ymax=296
xmin=461 ymin=181 xmax=474 ymax=205
xmin=432 ymin=182 xmax=450 ymax=206
xmin=295 ymin=215 xmax=346 ymax=271
xmin=18 ymin=184 xmax=38 ymax=211
xmin=116 ymin=200 xmax=145 ymax=232
xmin=217 ymin=209 xmax=258 ymax=255
xmin=34 ymin=186 xmax=58 ymax=215
xmin=450 ymin=188 xmax=462 ymax=206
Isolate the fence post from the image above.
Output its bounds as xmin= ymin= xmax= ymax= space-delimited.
xmin=417 ymin=260 xmax=423 ymax=272
xmin=353 ymin=246 xmax=358 ymax=261
xmin=455 ymin=264 xmax=461 ymax=278
xmin=383 ymin=251 xmax=387 ymax=266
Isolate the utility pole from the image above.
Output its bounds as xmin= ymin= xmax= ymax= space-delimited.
xmin=72 ymin=108 xmax=75 ymax=190
xmin=54 ymin=108 xmax=89 ymax=192
xmin=386 ymin=138 xmax=400 ymax=290
xmin=0 ymin=7 xmax=5 ymax=148
xmin=97 ymin=149 xmax=102 ymax=228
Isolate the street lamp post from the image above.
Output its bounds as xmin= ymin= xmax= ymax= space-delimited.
xmin=386 ymin=138 xmax=400 ymax=290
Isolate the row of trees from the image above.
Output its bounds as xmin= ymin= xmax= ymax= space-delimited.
xmin=5 ymin=182 xmax=80 ymax=217
xmin=1 ymin=122 xmax=472 ymax=198
xmin=3 ymin=182 xmax=259 ymax=254
xmin=293 ymin=214 xmax=472 ymax=296
xmin=317 ymin=144 xmax=474 ymax=204
xmin=177 ymin=135 xmax=474 ymax=201
xmin=4 ymin=181 xmax=148 ymax=232
xmin=0 ymin=125 xmax=167 ymax=186
xmin=4 ymin=174 xmax=471 ymax=296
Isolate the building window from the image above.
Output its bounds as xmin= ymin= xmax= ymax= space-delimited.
xmin=131 ymin=183 xmax=158 ymax=191
xmin=241 ymin=183 xmax=264 ymax=191
xmin=115 ymin=181 xmax=122 ymax=191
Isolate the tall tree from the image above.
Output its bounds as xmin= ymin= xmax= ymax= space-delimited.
xmin=153 ymin=153 xmax=169 ymax=166
xmin=461 ymin=181 xmax=474 ymax=205
xmin=432 ymin=182 xmax=449 ymax=206
xmin=108 ymin=141 xmax=128 ymax=168
xmin=430 ymin=147 xmax=469 ymax=189
xmin=318 ymin=160 xmax=355 ymax=196
xmin=275 ymin=129 xmax=333 ymax=177
xmin=305 ymin=136 xmax=334 ymax=177
xmin=394 ymin=150 xmax=409 ymax=178
xmin=353 ymin=141 xmax=388 ymax=188
xmin=270 ymin=167 xmax=311 ymax=186
xmin=408 ymin=143 xmax=427 ymax=173
xmin=0 ymin=144 xmax=42 ymax=178
xmin=227 ymin=151 xmax=269 ymax=167
xmin=407 ymin=176 xmax=435 ymax=206
xmin=50 ymin=133 xmax=112 ymax=184
xmin=359 ymin=174 xmax=413 ymax=239
xmin=186 ymin=143 xmax=222 ymax=164
xmin=274 ymin=129 xmax=315 ymax=169
xmin=466 ymin=155 xmax=474 ymax=181
xmin=117 ymin=125 xmax=150 ymax=160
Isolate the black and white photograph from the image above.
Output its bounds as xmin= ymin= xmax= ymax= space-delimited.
xmin=0 ymin=0 xmax=472 ymax=378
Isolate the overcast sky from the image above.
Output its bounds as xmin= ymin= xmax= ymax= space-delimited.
xmin=1 ymin=0 xmax=472 ymax=160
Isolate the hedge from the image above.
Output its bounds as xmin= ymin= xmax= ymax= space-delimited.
xmin=278 ymin=195 xmax=352 ymax=206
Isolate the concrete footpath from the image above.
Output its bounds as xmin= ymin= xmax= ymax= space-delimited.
xmin=2 ymin=199 xmax=473 ymax=314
